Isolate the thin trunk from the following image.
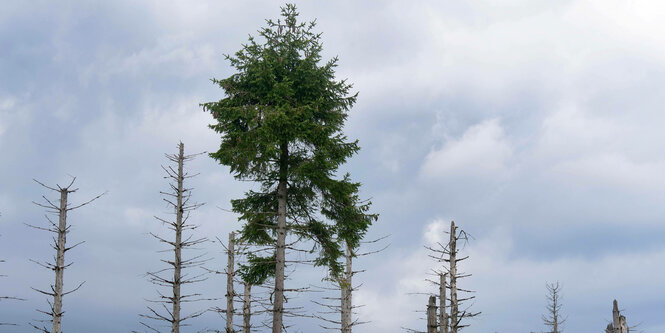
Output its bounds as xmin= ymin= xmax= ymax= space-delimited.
xmin=226 ymin=232 xmax=236 ymax=333
xmin=272 ymin=143 xmax=288 ymax=333
xmin=612 ymin=300 xmax=620 ymax=331
xmin=243 ymin=282 xmax=251 ymax=333
xmin=439 ymin=273 xmax=448 ymax=333
xmin=553 ymin=291 xmax=558 ymax=333
xmin=449 ymin=221 xmax=458 ymax=333
xmin=427 ymin=296 xmax=437 ymax=333
xmin=341 ymin=242 xmax=352 ymax=333
xmin=172 ymin=142 xmax=185 ymax=333
xmin=52 ymin=189 xmax=68 ymax=333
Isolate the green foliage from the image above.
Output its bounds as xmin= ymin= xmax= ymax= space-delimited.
xmin=203 ymin=4 xmax=376 ymax=282
xmin=238 ymin=253 xmax=276 ymax=286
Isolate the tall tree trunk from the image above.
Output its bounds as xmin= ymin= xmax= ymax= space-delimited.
xmin=30 ymin=177 xmax=104 ymax=332
xmin=52 ymin=189 xmax=68 ymax=333
xmin=341 ymin=242 xmax=352 ymax=333
xmin=273 ymin=143 xmax=288 ymax=333
xmin=138 ymin=143 xmax=205 ymax=331
xmin=449 ymin=221 xmax=458 ymax=333
xmin=439 ymin=273 xmax=448 ymax=333
xmin=427 ymin=296 xmax=437 ymax=333
xmin=226 ymin=232 xmax=236 ymax=333
xmin=243 ymin=282 xmax=251 ymax=333
xmin=172 ymin=142 xmax=185 ymax=333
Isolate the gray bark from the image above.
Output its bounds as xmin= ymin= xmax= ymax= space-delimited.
xmin=272 ymin=175 xmax=287 ymax=333
xmin=439 ymin=273 xmax=448 ymax=333
xmin=449 ymin=221 xmax=458 ymax=333
xmin=341 ymin=242 xmax=352 ymax=333
xmin=226 ymin=232 xmax=236 ymax=333
xmin=138 ymin=143 xmax=205 ymax=331
xmin=30 ymin=178 xmax=103 ymax=333
xmin=427 ymin=296 xmax=437 ymax=333
xmin=543 ymin=282 xmax=565 ymax=333
xmin=606 ymin=300 xmax=628 ymax=333
xmin=51 ymin=188 xmax=68 ymax=333
xmin=171 ymin=142 xmax=185 ymax=333
xmin=243 ymin=282 xmax=251 ymax=333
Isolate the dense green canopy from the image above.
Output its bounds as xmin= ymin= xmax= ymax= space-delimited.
xmin=203 ymin=4 xmax=376 ymax=281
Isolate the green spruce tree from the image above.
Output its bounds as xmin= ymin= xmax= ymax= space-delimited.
xmin=203 ymin=4 xmax=376 ymax=332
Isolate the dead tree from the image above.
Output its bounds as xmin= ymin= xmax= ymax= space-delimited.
xmin=542 ymin=282 xmax=566 ymax=333
xmin=313 ymin=236 xmax=388 ymax=332
xmin=312 ymin=242 xmax=356 ymax=332
xmin=138 ymin=142 xmax=207 ymax=333
xmin=426 ymin=296 xmax=437 ymax=333
xmin=605 ymin=300 xmax=628 ymax=333
xmin=226 ymin=232 xmax=236 ymax=333
xmin=425 ymin=221 xmax=479 ymax=333
xmin=206 ymin=231 xmax=277 ymax=333
xmin=340 ymin=243 xmax=353 ymax=333
xmin=439 ymin=273 xmax=448 ymax=333
xmin=27 ymin=178 xmax=105 ymax=333
xmin=242 ymin=281 xmax=251 ymax=333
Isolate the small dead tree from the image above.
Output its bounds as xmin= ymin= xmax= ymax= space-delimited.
xmin=206 ymin=231 xmax=276 ymax=333
xmin=234 ymin=249 xmax=273 ymax=333
xmin=313 ymin=236 xmax=388 ymax=332
xmin=312 ymin=242 xmax=357 ymax=332
xmin=138 ymin=142 xmax=207 ymax=333
xmin=542 ymin=282 xmax=565 ymax=333
xmin=605 ymin=300 xmax=629 ymax=333
xmin=425 ymin=221 xmax=479 ymax=333
xmin=28 ymin=178 xmax=105 ymax=333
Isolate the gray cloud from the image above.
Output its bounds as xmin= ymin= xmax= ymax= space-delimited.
xmin=2 ymin=1 xmax=665 ymax=332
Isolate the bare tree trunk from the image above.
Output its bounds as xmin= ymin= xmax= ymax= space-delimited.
xmin=51 ymin=189 xmax=68 ymax=333
xmin=243 ymin=282 xmax=251 ymax=333
xmin=138 ymin=143 xmax=206 ymax=332
xmin=170 ymin=143 xmax=186 ymax=333
xmin=427 ymin=296 xmax=437 ymax=333
xmin=30 ymin=178 xmax=104 ymax=333
xmin=449 ymin=221 xmax=458 ymax=333
xmin=440 ymin=273 xmax=448 ymax=333
xmin=341 ymin=242 xmax=352 ymax=333
xmin=542 ymin=282 xmax=565 ymax=333
xmin=272 ymin=172 xmax=287 ymax=333
xmin=554 ymin=314 xmax=558 ymax=332
xmin=226 ymin=232 xmax=236 ymax=333
xmin=422 ymin=220 xmax=478 ymax=333
xmin=606 ymin=300 xmax=628 ymax=333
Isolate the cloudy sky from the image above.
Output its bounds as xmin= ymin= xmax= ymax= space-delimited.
xmin=2 ymin=0 xmax=665 ymax=332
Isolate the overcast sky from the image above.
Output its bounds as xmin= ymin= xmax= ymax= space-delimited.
xmin=2 ymin=1 xmax=665 ymax=332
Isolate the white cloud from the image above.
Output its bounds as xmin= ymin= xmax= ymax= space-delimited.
xmin=534 ymin=106 xmax=665 ymax=192
xmin=552 ymin=153 xmax=665 ymax=191
xmin=422 ymin=119 xmax=512 ymax=179
xmin=0 ymin=96 xmax=16 ymax=136
xmin=355 ymin=219 xmax=444 ymax=331
xmin=423 ymin=218 xmax=448 ymax=245
xmin=538 ymin=105 xmax=618 ymax=159
xmin=358 ymin=220 xmax=665 ymax=332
